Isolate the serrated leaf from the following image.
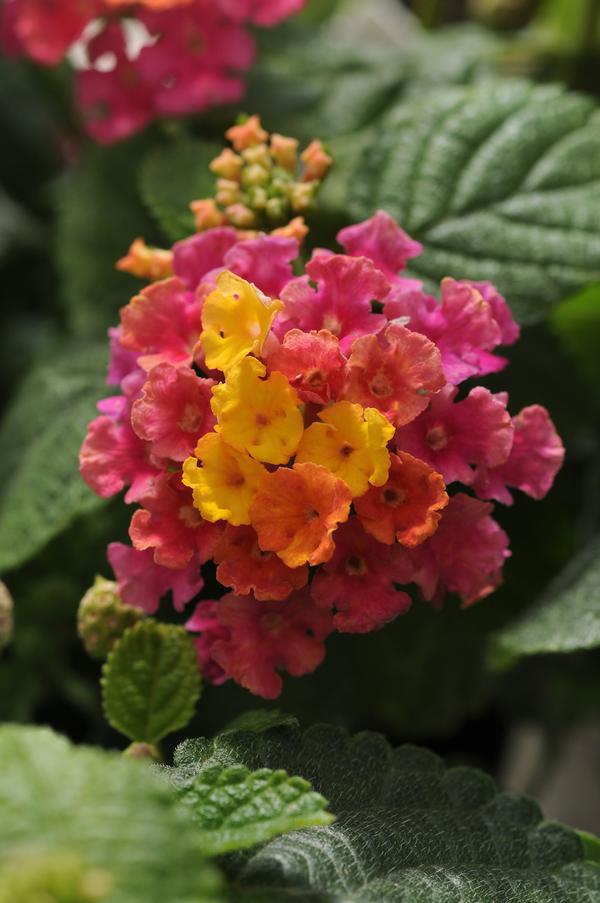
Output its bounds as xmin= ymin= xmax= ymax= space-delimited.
xmin=56 ymin=137 xmax=157 ymax=337
xmin=139 ymin=139 xmax=219 ymax=243
xmin=175 ymin=764 xmax=333 ymax=855
xmin=491 ymin=537 xmax=600 ymax=664
xmin=102 ymin=621 xmax=201 ymax=744
xmin=349 ymin=80 xmax=600 ymax=323
xmin=0 ymin=345 xmax=108 ymax=572
xmin=0 ymin=725 xmax=222 ymax=903
xmin=172 ymin=723 xmax=600 ymax=902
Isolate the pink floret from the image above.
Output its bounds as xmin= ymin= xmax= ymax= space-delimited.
xmin=474 ymin=405 xmax=565 ymax=505
xmin=185 ymin=600 xmax=229 ymax=686
xmin=396 ymin=385 xmax=514 ymax=486
xmin=108 ymin=542 xmax=204 ymax=613
xmin=337 ymin=210 xmax=422 ymax=285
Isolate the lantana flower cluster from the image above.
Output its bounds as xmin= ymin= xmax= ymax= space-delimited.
xmin=80 ymin=122 xmax=564 ymax=699
xmin=0 ymin=0 xmax=303 ymax=143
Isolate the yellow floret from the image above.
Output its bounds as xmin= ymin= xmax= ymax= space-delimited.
xmin=200 ymin=271 xmax=282 ymax=373
xmin=211 ymin=357 xmax=303 ymax=466
xmin=182 ymin=432 xmax=267 ymax=526
xmin=295 ymin=400 xmax=394 ymax=497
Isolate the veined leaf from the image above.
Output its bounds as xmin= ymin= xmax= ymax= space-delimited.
xmin=176 ymin=764 xmax=333 ymax=855
xmin=350 ymin=80 xmax=600 ymax=323
xmin=102 ymin=621 xmax=201 ymax=744
xmin=172 ymin=722 xmax=600 ymax=902
xmin=491 ymin=537 xmax=600 ymax=664
xmin=0 ymin=345 xmax=108 ymax=572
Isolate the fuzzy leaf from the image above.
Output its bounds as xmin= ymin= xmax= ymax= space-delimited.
xmin=102 ymin=621 xmax=201 ymax=744
xmin=491 ymin=537 xmax=600 ymax=664
xmin=175 ymin=764 xmax=333 ymax=855
xmin=0 ymin=725 xmax=223 ymax=903
xmin=139 ymin=139 xmax=219 ymax=243
xmin=350 ymin=80 xmax=600 ymax=323
xmin=0 ymin=345 xmax=108 ymax=572
xmin=172 ymin=723 xmax=600 ymax=901
xmin=222 ymin=710 xmax=300 ymax=734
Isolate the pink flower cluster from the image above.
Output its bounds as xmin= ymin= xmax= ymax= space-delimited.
xmin=0 ymin=0 xmax=304 ymax=143
xmin=80 ymin=209 xmax=564 ymax=698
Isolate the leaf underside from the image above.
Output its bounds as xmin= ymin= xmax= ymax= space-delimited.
xmin=172 ymin=723 xmax=600 ymax=902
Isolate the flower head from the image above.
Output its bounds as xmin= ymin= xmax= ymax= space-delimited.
xmin=182 ymin=432 xmax=267 ymax=525
xmin=200 ymin=270 xmax=282 ymax=372
xmin=355 ymin=451 xmax=448 ymax=547
xmin=211 ymin=356 xmax=303 ymax=465
xmin=249 ymin=462 xmax=352 ymax=567
xmin=131 ymin=363 xmax=215 ymax=461
xmin=296 ymin=400 xmax=394 ymax=497
xmin=342 ymin=323 xmax=445 ymax=426
xmin=213 ymin=524 xmax=308 ymax=600
xmin=266 ymin=328 xmax=346 ymax=405
xmin=310 ymin=519 xmax=412 ymax=633
xmin=208 ymin=590 xmax=332 ymax=698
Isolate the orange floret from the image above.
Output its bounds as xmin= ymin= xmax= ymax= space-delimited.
xmin=226 ymin=115 xmax=268 ymax=151
xmin=116 ymin=238 xmax=174 ymax=281
xmin=249 ymin=462 xmax=352 ymax=568
xmin=355 ymin=451 xmax=448 ymax=546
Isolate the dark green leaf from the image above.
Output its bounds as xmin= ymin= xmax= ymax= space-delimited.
xmin=350 ymin=80 xmax=600 ymax=323
xmin=223 ymin=710 xmax=299 ymax=735
xmin=139 ymin=139 xmax=219 ymax=243
xmin=0 ymin=345 xmax=108 ymax=571
xmin=173 ymin=723 xmax=600 ymax=902
xmin=491 ymin=537 xmax=600 ymax=664
xmin=55 ymin=137 xmax=157 ymax=336
xmin=102 ymin=621 xmax=201 ymax=744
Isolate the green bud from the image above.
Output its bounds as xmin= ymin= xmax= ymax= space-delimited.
xmin=77 ymin=576 xmax=145 ymax=660
xmin=0 ymin=581 xmax=13 ymax=651
xmin=247 ymin=185 xmax=268 ymax=210
xmin=241 ymin=163 xmax=270 ymax=189
xmin=265 ymin=196 xmax=289 ymax=221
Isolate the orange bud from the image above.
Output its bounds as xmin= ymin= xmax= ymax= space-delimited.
xmin=271 ymin=216 xmax=309 ymax=243
xmin=226 ymin=115 xmax=268 ymax=151
xmin=270 ymin=133 xmax=299 ymax=171
xmin=209 ymin=148 xmax=243 ymax=180
xmin=225 ymin=203 xmax=256 ymax=228
xmin=301 ymin=139 xmax=332 ymax=182
xmin=116 ymin=238 xmax=174 ymax=280
xmin=189 ymin=198 xmax=225 ymax=231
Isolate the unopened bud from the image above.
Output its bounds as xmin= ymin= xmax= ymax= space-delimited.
xmin=265 ymin=196 xmax=288 ymax=221
xmin=301 ymin=139 xmax=332 ymax=182
xmin=78 ymin=576 xmax=145 ymax=660
xmin=0 ymin=581 xmax=13 ymax=651
xmin=116 ymin=238 xmax=173 ymax=281
xmin=241 ymin=163 xmax=271 ymax=189
xmin=225 ymin=203 xmax=256 ymax=228
xmin=247 ymin=185 xmax=268 ymax=210
xmin=271 ymin=215 xmax=309 ymax=242
xmin=209 ymin=147 xmax=243 ymax=180
xmin=241 ymin=143 xmax=272 ymax=170
xmin=189 ymin=198 xmax=225 ymax=231
xmin=270 ymin=133 xmax=299 ymax=171
xmin=226 ymin=114 xmax=268 ymax=151
xmin=216 ymin=178 xmax=241 ymax=207
xmin=289 ymin=180 xmax=318 ymax=212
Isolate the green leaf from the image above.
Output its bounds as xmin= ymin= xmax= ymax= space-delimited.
xmin=550 ymin=283 xmax=600 ymax=389
xmin=139 ymin=139 xmax=219 ymax=243
xmin=102 ymin=621 xmax=201 ymax=744
xmin=175 ymin=764 xmax=333 ymax=855
xmin=0 ymin=725 xmax=222 ymax=903
xmin=172 ymin=723 xmax=600 ymax=902
xmin=222 ymin=710 xmax=299 ymax=735
xmin=55 ymin=137 xmax=157 ymax=337
xmin=0 ymin=345 xmax=108 ymax=572
xmin=491 ymin=537 xmax=600 ymax=664
xmin=349 ymin=80 xmax=600 ymax=323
